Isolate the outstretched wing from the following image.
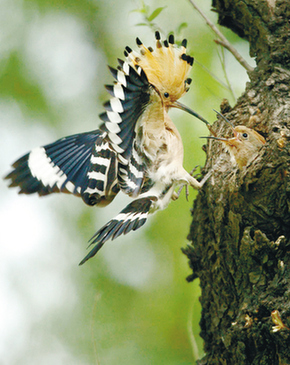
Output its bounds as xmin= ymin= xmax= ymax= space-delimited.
xmin=79 ymin=196 xmax=156 ymax=265
xmin=100 ymin=59 xmax=150 ymax=162
xmin=5 ymin=130 xmax=120 ymax=206
xmin=100 ymin=59 xmax=152 ymax=196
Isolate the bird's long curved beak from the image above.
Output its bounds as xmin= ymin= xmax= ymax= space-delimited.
xmin=173 ymin=101 xmax=216 ymax=135
xmin=173 ymin=101 xmax=210 ymax=126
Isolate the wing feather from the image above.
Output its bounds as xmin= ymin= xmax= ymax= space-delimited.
xmin=79 ymin=196 xmax=154 ymax=265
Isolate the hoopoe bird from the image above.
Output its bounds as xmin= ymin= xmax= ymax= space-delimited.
xmin=5 ymin=31 xmax=210 ymax=265
xmin=203 ymin=111 xmax=266 ymax=169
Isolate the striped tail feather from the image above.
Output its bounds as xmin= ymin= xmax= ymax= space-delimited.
xmin=5 ymin=130 xmax=120 ymax=206
xmin=79 ymin=196 xmax=156 ymax=265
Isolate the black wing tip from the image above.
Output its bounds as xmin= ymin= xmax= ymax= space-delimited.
xmin=3 ymin=170 xmax=12 ymax=181
xmin=79 ymin=197 xmax=154 ymax=264
xmin=4 ymin=156 xmax=45 ymax=195
xmin=6 ymin=131 xmax=104 ymax=198
xmin=79 ymin=255 xmax=90 ymax=266
xmin=79 ymin=241 xmax=104 ymax=265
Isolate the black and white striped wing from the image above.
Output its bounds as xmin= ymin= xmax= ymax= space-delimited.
xmin=100 ymin=60 xmax=150 ymax=162
xmin=5 ymin=130 xmax=120 ymax=206
xmin=100 ymin=59 xmax=151 ymax=196
xmin=79 ymin=196 xmax=156 ymax=265
xmin=117 ymin=140 xmax=145 ymax=196
xmin=82 ymin=136 xmax=120 ymax=206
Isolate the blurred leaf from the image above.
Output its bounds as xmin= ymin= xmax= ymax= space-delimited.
xmin=177 ymin=22 xmax=188 ymax=35
xmin=147 ymin=7 xmax=166 ymax=21
xmin=131 ymin=0 xmax=150 ymax=14
xmin=136 ymin=22 xmax=150 ymax=27
xmin=0 ymin=53 xmax=49 ymax=115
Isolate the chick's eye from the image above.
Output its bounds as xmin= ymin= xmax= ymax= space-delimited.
xmin=164 ymin=92 xmax=169 ymax=98
xmin=242 ymin=133 xmax=248 ymax=138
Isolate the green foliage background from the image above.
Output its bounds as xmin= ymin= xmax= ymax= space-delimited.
xmin=0 ymin=0 xmax=253 ymax=363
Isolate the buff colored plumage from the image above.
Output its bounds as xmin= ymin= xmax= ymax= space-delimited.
xmin=5 ymin=31 xmax=210 ymax=264
xmin=204 ymin=112 xmax=266 ymax=168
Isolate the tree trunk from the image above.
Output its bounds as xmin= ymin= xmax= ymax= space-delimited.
xmin=184 ymin=1 xmax=290 ymax=364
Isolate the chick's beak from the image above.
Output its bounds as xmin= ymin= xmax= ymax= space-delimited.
xmin=200 ymin=133 xmax=241 ymax=147
xmin=223 ymin=135 xmax=240 ymax=147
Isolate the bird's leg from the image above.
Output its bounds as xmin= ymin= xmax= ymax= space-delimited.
xmin=171 ymin=191 xmax=180 ymax=201
xmin=172 ymin=184 xmax=190 ymax=201
xmin=173 ymin=167 xmax=197 ymax=201
xmin=172 ymin=183 xmax=190 ymax=201
xmin=185 ymin=169 xmax=212 ymax=196
xmin=198 ymin=169 xmax=212 ymax=186
xmin=187 ymin=175 xmax=203 ymax=189
xmin=173 ymin=165 xmax=211 ymax=201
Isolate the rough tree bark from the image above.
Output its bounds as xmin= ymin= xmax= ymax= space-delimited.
xmin=184 ymin=1 xmax=290 ymax=364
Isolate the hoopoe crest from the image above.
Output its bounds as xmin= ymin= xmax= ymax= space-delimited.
xmin=5 ymin=31 xmax=209 ymax=265
xmin=127 ymin=33 xmax=193 ymax=106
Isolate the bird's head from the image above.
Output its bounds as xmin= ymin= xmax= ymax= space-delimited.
xmin=222 ymin=126 xmax=266 ymax=150
xmin=202 ymin=112 xmax=266 ymax=168
xmin=124 ymin=31 xmax=193 ymax=109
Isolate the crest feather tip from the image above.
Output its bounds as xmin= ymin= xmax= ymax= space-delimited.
xmin=120 ymin=32 xmax=194 ymax=102
xmin=188 ymin=56 xmax=194 ymax=66
xmin=168 ymin=34 xmax=174 ymax=44
xmin=125 ymin=46 xmax=132 ymax=53
xmin=155 ymin=31 xmax=161 ymax=40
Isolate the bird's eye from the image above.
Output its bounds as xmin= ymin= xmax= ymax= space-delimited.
xmin=242 ymin=133 xmax=248 ymax=138
xmin=164 ymin=92 xmax=169 ymax=98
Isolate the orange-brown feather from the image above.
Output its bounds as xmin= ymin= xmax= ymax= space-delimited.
xmin=125 ymin=35 xmax=192 ymax=106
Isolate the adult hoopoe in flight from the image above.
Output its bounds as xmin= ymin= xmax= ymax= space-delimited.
xmin=5 ymin=31 xmax=210 ymax=265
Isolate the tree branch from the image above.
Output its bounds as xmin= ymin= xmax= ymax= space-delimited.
xmin=188 ymin=0 xmax=254 ymax=72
